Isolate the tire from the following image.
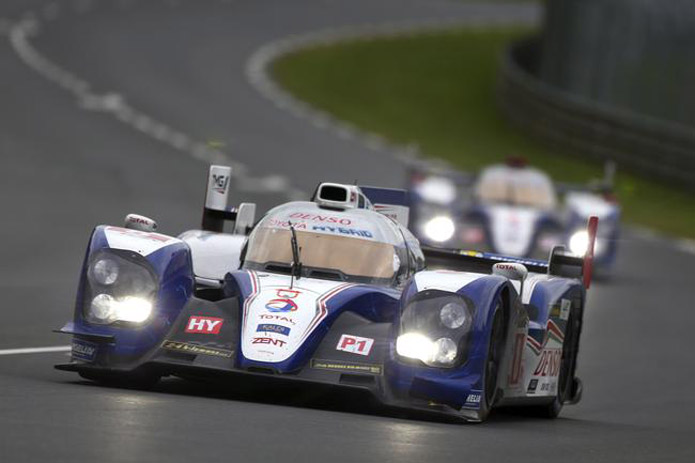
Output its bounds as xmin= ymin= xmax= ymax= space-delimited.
xmin=527 ymin=306 xmax=582 ymax=418
xmin=477 ymin=301 xmax=506 ymax=422
xmin=78 ymin=369 xmax=161 ymax=390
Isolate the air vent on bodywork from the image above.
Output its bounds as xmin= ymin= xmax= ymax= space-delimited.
xmin=247 ymin=366 xmax=277 ymax=375
xmin=339 ymin=374 xmax=376 ymax=386
xmin=319 ymin=185 xmax=348 ymax=202
xmin=314 ymin=183 xmax=359 ymax=210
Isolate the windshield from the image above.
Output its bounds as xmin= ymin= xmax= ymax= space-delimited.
xmin=243 ymin=226 xmax=398 ymax=285
xmin=475 ymin=169 xmax=557 ymax=210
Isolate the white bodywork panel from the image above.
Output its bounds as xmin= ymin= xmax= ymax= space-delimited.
xmin=413 ymin=270 xmax=486 ymax=293
xmin=241 ymin=272 xmax=354 ymax=363
xmin=565 ymin=191 xmax=615 ymax=220
xmin=178 ymin=230 xmax=246 ymax=281
xmin=503 ymin=272 xmax=568 ymax=400
xmin=103 ymin=226 xmax=181 ymax=256
xmin=488 ymin=205 xmax=543 ymax=257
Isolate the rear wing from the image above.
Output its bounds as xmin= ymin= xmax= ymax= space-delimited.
xmin=201 ymin=165 xmax=256 ymax=235
xmin=359 ymin=186 xmax=410 ymax=227
xmin=423 ymin=216 xmax=599 ymax=288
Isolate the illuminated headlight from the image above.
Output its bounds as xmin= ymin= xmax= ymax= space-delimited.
xmin=85 ymin=250 xmax=158 ymax=325
xmin=396 ymin=333 xmax=433 ymax=362
xmin=423 ymin=216 xmax=455 ymax=243
xmin=432 ymin=337 xmax=457 ymax=364
xmin=398 ymin=290 xmax=474 ymax=367
xmin=90 ymin=293 xmax=117 ymax=324
xmin=89 ymin=294 xmax=152 ymax=324
xmin=569 ymin=231 xmax=588 ymax=255
xmin=396 ymin=333 xmax=458 ymax=366
xmin=569 ymin=231 xmax=600 ymax=256
xmin=415 ymin=177 xmax=457 ymax=205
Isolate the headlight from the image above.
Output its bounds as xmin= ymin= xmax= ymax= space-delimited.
xmin=569 ymin=230 xmax=600 ymax=256
xmin=396 ymin=333 xmax=433 ymax=363
xmin=89 ymin=258 xmax=119 ymax=285
xmin=569 ymin=231 xmax=588 ymax=255
xmin=432 ymin=337 xmax=457 ymax=364
xmin=89 ymin=294 xmax=153 ymax=324
xmin=85 ymin=250 xmax=158 ymax=325
xmin=90 ymin=293 xmax=117 ymax=324
xmin=398 ymin=290 xmax=474 ymax=368
xmin=423 ymin=216 xmax=455 ymax=243
xmin=440 ymin=302 xmax=468 ymax=329
xmin=396 ymin=333 xmax=458 ymax=366
xmin=415 ymin=177 xmax=457 ymax=205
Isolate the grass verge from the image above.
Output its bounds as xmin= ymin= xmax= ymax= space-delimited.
xmin=272 ymin=27 xmax=695 ymax=239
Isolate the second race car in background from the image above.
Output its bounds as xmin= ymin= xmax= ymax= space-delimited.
xmin=408 ymin=158 xmax=620 ymax=272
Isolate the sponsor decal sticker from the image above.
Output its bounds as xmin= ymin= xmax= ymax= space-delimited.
xmin=259 ymin=314 xmax=296 ymax=325
xmin=72 ymin=339 xmax=97 ymax=362
xmin=256 ymin=324 xmax=291 ymax=336
xmin=540 ymin=381 xmax=557 ymax=393
xmin=105 ymin=226 xmax=172 ymax=243
xmin=533 ymin=348 xmax=562 ymax=377
xmin=288 ymin=212 xmax=352 ymax=225
xmin=252 ymin=337 xmax=286 ymax=347
xmin=276 ymin=288 xmax=301 ymax=299
xmin=464 ymin=393 xmax=482 ymax=408
xmin=508 ymin=332 xmax=525 ymax=386
xmin=560 ymin=299 xmax=571 ymax=321
xmin=161 ymin=341 xmax=233 ymax=358
xmin=336 ymin=334 xmax=374 ymax=356
xmin=310 ymin=359 xmax=382 ymax=375
xmin=311 ymin=225 xmax=373 ymax=238
xmin=185 ymin=316 xmax=224 ymax=334
xmin=212 ymin=174 xmax=229 ymax=194
xmin=265 ymin=298 xmax=298 ymax=313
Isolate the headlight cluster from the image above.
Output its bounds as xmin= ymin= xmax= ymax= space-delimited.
xmin=85 ymin=250 xmax=158 ymax=324
xmin=569 ymin=230 xmax=601 ymax=256
xmin=396 ymin=290 xmax=474 ymax=368
xmin=422 ymin=216 xmax=455 ymax=243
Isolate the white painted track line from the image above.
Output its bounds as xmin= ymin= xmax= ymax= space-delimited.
xmin=0 ymin=345 xmax=71 ymax=356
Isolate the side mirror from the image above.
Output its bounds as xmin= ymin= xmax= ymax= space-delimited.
xmin=124 ymin=213 xmax=158 ymax=232
xmin=234 ymin=203 xmax=256 ymax=235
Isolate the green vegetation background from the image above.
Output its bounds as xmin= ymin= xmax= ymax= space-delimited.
xmin=273 ymin=28 xmax=694 ymax=238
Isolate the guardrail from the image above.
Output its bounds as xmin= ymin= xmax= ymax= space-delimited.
xmin=497 ymin=37 xmax=695 ymax=188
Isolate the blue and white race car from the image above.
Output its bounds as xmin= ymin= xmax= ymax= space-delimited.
xmin=409 ymin=159 xmax=620 ymax=271
xmin=56 ymin=165 xmax=597 ymax=422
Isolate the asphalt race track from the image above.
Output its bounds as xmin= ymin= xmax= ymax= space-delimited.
xmin=1 ymin=1 xmax=694 ymax=462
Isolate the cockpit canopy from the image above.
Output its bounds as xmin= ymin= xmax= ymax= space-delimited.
xmin=475 ymin=165 xmax=557 ymax=210
xmin=242 ymin=202 xmax=419 ymax=286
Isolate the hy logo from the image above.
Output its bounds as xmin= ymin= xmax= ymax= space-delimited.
xmin=265 ymin=298 xmax=298 ymax=313
xmin=212 ymin=174 xmax=229 ymax=194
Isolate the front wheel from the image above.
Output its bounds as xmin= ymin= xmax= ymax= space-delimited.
xmin=476 ymin=301 xmax=506 ymax=422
